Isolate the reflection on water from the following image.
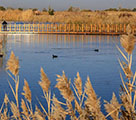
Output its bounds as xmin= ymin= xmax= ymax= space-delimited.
xmin=4 ymin=34 xmax=119 ymax=47
xmin=0 ymin=34 xmax=129 ymax=112
xmin=0 ymin=58 xmax=3 ymax=67
xmin=0 ymin=35 xmax=7 ymax=68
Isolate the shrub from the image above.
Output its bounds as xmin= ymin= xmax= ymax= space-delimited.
xmin=132 ymin=8 xmax=136 ymax=12
xmin=67 ymin=6 xmax=73 ymax=12
xmin=32 ymin=8 xmax=38 ymax=12
xmin=81 ymin=9 xmax=92 ymax=12
xmin=7 ymin=7 xmax=14 ymax=10
xmin=105 ymin=8 xmax=118 ymax=11
xmin=42 ymin=8 xmax=47 ymax=12
xmin=67 ymin=6 xmax=80 ymax=12
xmin=18 ymin=8 xmax=23 ymax=11
xmin=0 ymin=6 xmax=6 ymax=11
xmin=119 ymin=13 xmax=133 ymax=18
xmin=48 ymin=6 xmax=54 ymax=15
xmin=119 ymin=8 xmax=132 ymax=11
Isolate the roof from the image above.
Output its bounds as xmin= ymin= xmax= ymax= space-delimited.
xmin=2 ymin=21 xmax=7 ymax=25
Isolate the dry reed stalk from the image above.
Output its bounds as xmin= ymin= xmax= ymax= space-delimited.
xmin=34 ymin=105 xmax=45 ymax=120
xmin=74 ymin=99 xmax=82 ymax=115
xmin=0 ymin=109 xmax=9 ymax=120
xmin=22 ymin=80 xmax=31 ymax=103
xmin=66 ymin=101 xmax=78 ymax=120
xmin=104 ymin=93 xmax=121 ymax=119
xmin=55 ymin=71 xmax=74 ymax=102
xmin=39 ymin=67 xmax=50 ymax=93
xmin=4 ymin=94 xmax=9 ymax=105
xmin=10 ymin=101 xmax=21 ymax=119
xmin=38 ymin=68 xmax=52 ymax=119
xmin=21 ymin=99 xmax=29 ymax=118
xmin=117 ymin=24 xmax=136 ymax=119
xmin=51 ymin=95 xmax=67 ymax=120
xmin=122 ymin=61 xmax=133 ymax=80
xmin=6 ymin=51 xmax=19 ymax=76
xmin=85 ymin=76 xmax=105 ymax=119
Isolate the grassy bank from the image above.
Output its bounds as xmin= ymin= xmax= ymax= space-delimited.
xmin=0 ymin=10 xmax=136 ymax=25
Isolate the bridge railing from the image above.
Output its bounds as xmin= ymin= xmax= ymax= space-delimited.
xmin=0 ymin=23 xmax=136 ymax=34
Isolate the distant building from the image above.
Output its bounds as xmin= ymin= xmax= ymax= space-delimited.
xmin=2 ymin=21 xmax=7 ymax=31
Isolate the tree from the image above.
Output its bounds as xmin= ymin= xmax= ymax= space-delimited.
xmin=7 ymin=7 xmax=14 ymax=10
xmin=132 ymin=8 xmax=136 ymax=12
xmin=67 ymin=6 xmax=80 ymax=12
xmin=42 ymin=8 xmax=47 ymax=12
xmin=48 ymin=6 xmax=54 ymax=15
xmin=0 ymin=6 xmax=6 ymax=11
xmin=32 ymin=8 xmax=38 ymax=12
xmin=67 ymin=6 xmax=73 ymax=12
xmin=104 ymin=8 xmax=118 ymax=11
xmin=18 ymin=8 xmax=23 ymax=11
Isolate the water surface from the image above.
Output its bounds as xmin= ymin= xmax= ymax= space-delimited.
xmin=0 ymin=34 xmax=135 ymax=111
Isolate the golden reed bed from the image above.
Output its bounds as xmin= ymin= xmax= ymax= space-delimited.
xmin=0 ymin=10 xmax=136 ymax=25
xmin=1 ymin=25 xmax=136 ymax=119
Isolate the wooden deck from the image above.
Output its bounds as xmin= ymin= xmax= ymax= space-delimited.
xmin=0 ymin=23 xmax=135 ymax=35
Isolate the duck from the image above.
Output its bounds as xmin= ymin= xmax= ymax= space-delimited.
xmin=52 ymin=54 xmax=58 ymax=59
xmin=94 ymin=49 xmax=99 ymax=52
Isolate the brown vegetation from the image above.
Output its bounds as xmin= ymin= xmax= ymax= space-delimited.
xmin=0 ymin=10 xmax=136 ymax=25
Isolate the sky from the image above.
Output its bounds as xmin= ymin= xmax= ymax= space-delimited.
xmin=0 ymin=0 xmax=136 ymax=11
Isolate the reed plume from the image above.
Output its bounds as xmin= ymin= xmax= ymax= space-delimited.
xmin=85 ymin=76 xmax=105 ymax=119
xmin=39 ymin=67 xmax=50 ymax=93
xmin=4 ymin=94 xmax=9 ymax=105
xmin=74 ymin=72 xmax=82 ymax=96
xmin=22 ymin=80 xmax=31 ymax=103
xmin=120 ymin=25 xmax=135 ymax=55
xmin=6 ymin=51 xmax=19 ymax=76
xmin=55 ymin=71 xmax=74 ymax=102
xmin=104 ymin=93 xmax=121 ymax=120
xmin=120 ymin=34 xmax=135 ymax=54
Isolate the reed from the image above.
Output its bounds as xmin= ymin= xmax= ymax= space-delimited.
xmin=0 ymin=10 xmax=136 ymax=25
xmin=1 ymin=24 xmax=136 ymax=119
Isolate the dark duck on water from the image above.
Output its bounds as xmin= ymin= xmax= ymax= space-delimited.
xmin=52 ymin=54 xmax=58 ymax=59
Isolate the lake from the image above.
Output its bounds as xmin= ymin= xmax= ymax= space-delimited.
xmin=0 ymin=34 xmax=135 ymax=113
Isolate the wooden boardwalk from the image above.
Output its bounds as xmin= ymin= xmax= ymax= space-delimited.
xmin=0 ymin=23 xmax=136 ymax=35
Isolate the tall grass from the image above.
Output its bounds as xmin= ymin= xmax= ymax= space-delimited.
xmin=1 ymin=24 xmax=136 ymax=119
xmin=0 ymin=10 xmax=136 ymax=25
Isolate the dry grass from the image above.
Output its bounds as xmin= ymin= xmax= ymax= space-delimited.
xmin=0 ymin=10 xmax=136 ymax=25
xmin=1 ymin=24 xmax=136 ymax=119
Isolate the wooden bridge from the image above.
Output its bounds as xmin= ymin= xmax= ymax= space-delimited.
xmin=0 ymin=23 xmax=136 ymax=35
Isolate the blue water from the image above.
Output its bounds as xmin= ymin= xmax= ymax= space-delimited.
xmin=0 ymin=34 xmax=135 ymax=114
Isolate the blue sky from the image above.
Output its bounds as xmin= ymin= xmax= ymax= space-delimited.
xmin=0 ymin=0 xmax=136 ymax=10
